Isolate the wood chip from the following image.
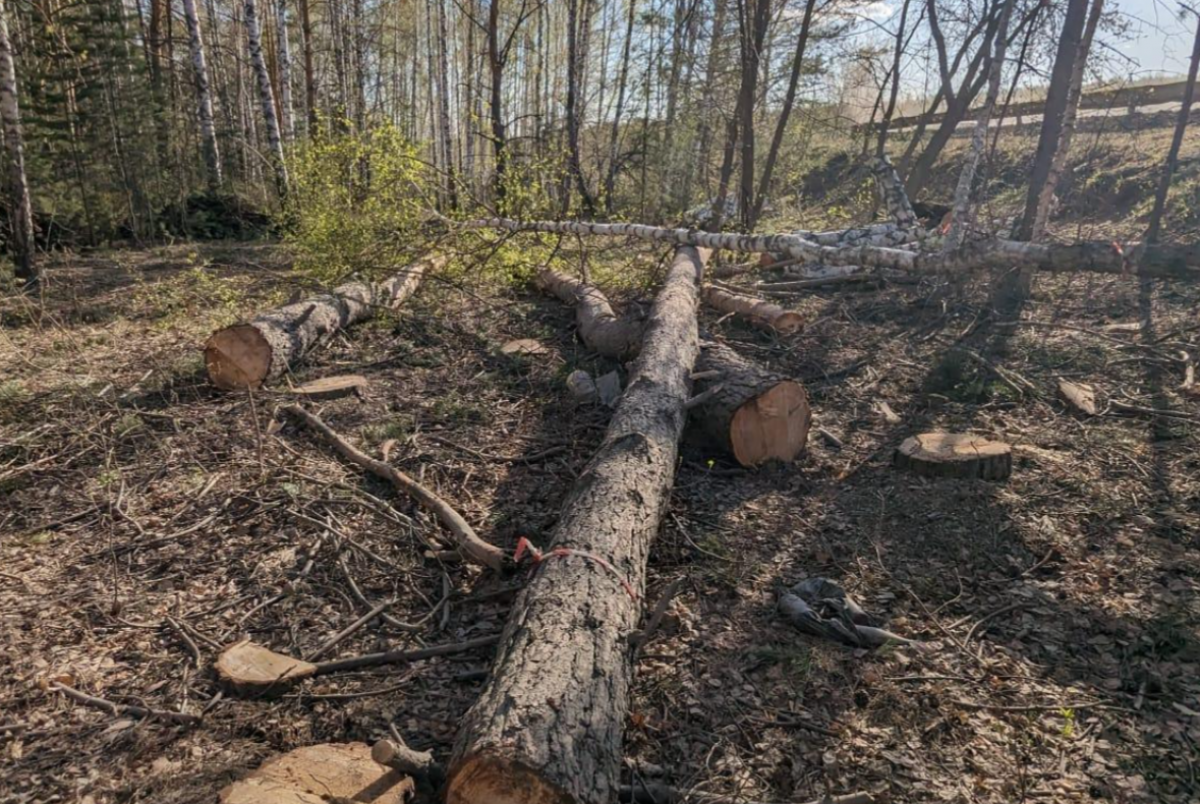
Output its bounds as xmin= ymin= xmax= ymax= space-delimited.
xmin=220 ymin=743 xmax=413 ymax=804
xmin=1057 ymin=379 xmax=1097 ymax=415
xmin=288 ymin=375 xmax=368 ymax=400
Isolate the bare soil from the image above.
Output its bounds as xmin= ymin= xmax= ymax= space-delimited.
xmin=2 ymin=239 xmax=1198 ymax=804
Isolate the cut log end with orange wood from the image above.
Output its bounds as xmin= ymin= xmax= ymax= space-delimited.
xmin=220 ymin=743 xmax=413 ymax=804
xmin=894 ymin=432 xmax=1012 ymax=480
xmin=692 ymin=342 xmax=811 ymax=466
xmin=205 ymin=258 xmax=437 ymax=390
xmin=701 ymin=285 xmax=804 ymax=334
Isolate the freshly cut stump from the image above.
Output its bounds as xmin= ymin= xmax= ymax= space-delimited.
xmin=447 ymin=247 xmax=706 ymax=804
xmin=215 ymin=640 xmax=317 ymax=696
xmin=692 ymin=343 xmax=810 ymax=466
xmin=220 ymin=743 xmax=413 ymax=804
xmin=701 ymin=285 xmax=804 ymax=334
xmin=894 ymin=433 xmax=1012 ymax=480
xmin=205 ymin=258 xmax=438 ymax=390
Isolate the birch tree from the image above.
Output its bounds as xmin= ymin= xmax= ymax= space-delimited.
xmin=244 ymin=0 xmax=289 ymax=197
xmin=276 ymin=0 xmax=297 ymax=142
xmin=182 ymin=0 xmax=224 ymax=190
xmin=0 ymin=0 xmax=35 ymax=284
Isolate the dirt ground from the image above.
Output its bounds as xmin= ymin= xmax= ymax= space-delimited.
xmin=1 ymin=237 xmax=1198 ymax=804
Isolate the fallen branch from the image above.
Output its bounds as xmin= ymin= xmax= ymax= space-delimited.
xmin=701 ymin=285 xmax=804 ymax=334
xmin=51 ymin=682 xmax=200 ymax=725
xmin=206 ymin=257 xmax=441 ymax=390
xmin=282 ymin=404 xmax=510 ymax=572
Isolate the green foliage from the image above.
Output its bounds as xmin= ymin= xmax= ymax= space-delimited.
xmin=283 ymin=125 xmax=430 ymax=283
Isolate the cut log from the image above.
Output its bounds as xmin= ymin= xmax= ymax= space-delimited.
xmin=499 ymin=338 xmax=550 ymax=356
xmin=205 ymin=258 xmax=439 ymax=390
xmin=701 ymin=285 xmax=804 ymax=334
xmin=215 ymin=640 xmax=317 ymax=696
xmin=446 ymin=247 xmax=705 ymax=804
xmin=220 ymin=743 xmax=413 ymax=804
xmin=537 ymin=267 xmax=643 ymax=357
xmin=691 ymin=343 xmax=811 ymax=466
xmin=534 ymin=267 xmax=809 ymax=467
xmin=894 ymin=432 xmax=1012 ymax=480
xmin=288 ymin=374 xmax=368 ymax=400
xmin=1057 ymin=379 xmax=1097 ymax=415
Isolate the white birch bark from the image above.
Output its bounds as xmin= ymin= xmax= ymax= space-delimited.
xmin=276 ymin=0 xmax=296 ymax=142
xmin=942 ymin=0 xmax=1016 ymax=253
xmin=244 ymin=0 xmax=289 ymax=196
xmin=0 ymin=0 xmax=35 ymax=283
xmin=182 ymin=0 xmax=224 ymax=190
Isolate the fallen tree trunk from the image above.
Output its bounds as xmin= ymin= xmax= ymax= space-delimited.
xmin=691 ymin=342 xmax=810 ymax=466
xmin=536 ymin=266 xmax=810 ymax=466
xmin=536 ymin=267 xmax=643 ymax=357
xmin=446 ymin=247 xmax=704 ymax=804
xmin=467 ymin=219 xmax=1200 ymax=280
xmin=701 ymin=285 xmax=804 ymax=334
xmin=205 ymin=257 xmax=441 ymax=390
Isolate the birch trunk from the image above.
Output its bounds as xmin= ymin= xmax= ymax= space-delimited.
xmin=275 ymin=0 xmax=296 ymax=142
xmin=0 ymin=0 xmax=35 ymax=284
xmin=244 ymin=0 xmax=289 ymax=197
xmin=182 ymin=0 xmax=224 ymax=190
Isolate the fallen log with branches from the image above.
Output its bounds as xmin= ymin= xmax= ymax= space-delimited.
xmin=205 ymin=257 xmax=441 ymax=390
xmin=445 ymin=247 xmax=703 ymax=804
xmin=468 ymin=219 xmax=1200 ymax=280
xmin=536 ymin=265 xmax=810 ymax=466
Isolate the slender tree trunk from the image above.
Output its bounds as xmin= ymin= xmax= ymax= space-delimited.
xmin=943 ymin=0 xmax=1015 ymax=253
xmin=690 ymin=0 xmax=727 ymax=204
xmin=1143 ymin=9 xmax=1200 ymax=248
xmin=436 ymin=0 xmax=458 ymax=209
xmin=749 ymin=0 xmax=817 ymax=228
xmin=875 ymin=0 xmax=913 ymax=157
xmin=563 ymin=0 xmax=596 ymax=214
xmin=182 ymin=0 xmax=223 ymax=190
xmin=245 ymin=0 xmax=289 ymax=197
xmin=298 ymin=0 xmax=317 ymax=134
xmin=1013 ymin=0 xmax=1090 ymax=241
xmin=737 ymin=0 xmax=770 ymax=229
xmin=0 ymin=0 xmax=34 ymax=283
xmin=603 ymin=0 xmax=637 ymax=214
xmin=275 ymin=0 xmax=296 ymax=141
xmin=1030 ymin=0 xmax=1104 ymax=241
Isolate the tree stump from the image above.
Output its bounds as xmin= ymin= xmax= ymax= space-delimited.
xmin=894 ymin=433 xmax=1012 ymax=480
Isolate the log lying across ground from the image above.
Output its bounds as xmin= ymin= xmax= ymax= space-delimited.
xmin=446 ymin=247 xmax=705 ymax=804
xmin=467 ymin=219 xmax=1200 ymax=280
xmin=205 ymin=257 xmax=442 ymax=390
xmin=701 ymin=285 xmax=804 ymax=334
xmin=536 ymin=265 xmax=811 ymax=466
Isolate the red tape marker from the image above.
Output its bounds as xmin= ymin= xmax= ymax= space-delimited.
xmin=514 ymin=536 xmax=638 ymax=602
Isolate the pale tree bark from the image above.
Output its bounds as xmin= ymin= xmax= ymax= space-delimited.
xmin=298 ymin=0 xmax=317 ymax=134
xmin=603 ymin=0 xmax=637 ymax=214
xmin=1014 ymin=0 xmax=1091 ymax=241
xmin=0 ymin=0 xmax=35 ymax=284
xmin=1029 ymin=0 xmax=1103 ymax=241
xmin=1143 ymin=8 xmax=1200 ymax=248
xmin=276 ymin=0 xmax=296 ymax=142
xmin=942 ymin=0 xmax=1016 ymax=253
xmin=182 ymin=0 xmax=224 ymax=190
xmin=436 ymin=0 xmax=458 ymax=209
xmin=244 ymin=0 xmax=289 ymax=197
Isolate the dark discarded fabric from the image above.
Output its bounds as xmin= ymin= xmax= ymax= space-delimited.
xmin=778 ymin=577 xmax=915 ymax=648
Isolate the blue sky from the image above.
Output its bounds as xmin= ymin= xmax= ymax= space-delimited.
xmin=1115 ymin=0 xmax=1198 ymax=78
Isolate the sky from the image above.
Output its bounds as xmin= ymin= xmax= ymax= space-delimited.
xmin=1115 ymin=0 xmax=1198 ymax=78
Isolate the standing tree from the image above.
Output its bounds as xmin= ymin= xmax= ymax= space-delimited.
xmin=277 ymin=0 xmax=297 ymax=142
xmin=244 ymin=0 xmax=289 ymax=197
xmin=182 ymin=0 xmax=224 ymax=190
xmin=1013 ymin=0 xmax=1092 ymax=241
xmin=0 ymin=0 xmax=35 ymax=284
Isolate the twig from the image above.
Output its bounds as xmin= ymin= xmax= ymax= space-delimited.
xmin=164 ymin=616 xmax=202 ymax=668
xmin=51 ymin=683 xmax=200 ymax=725
xmin=632 ymin=577 xmax=684 ymax=660
xmin=338 ymin=553 xmax=441 ymax=632
xmin=306 ymin=598 xmax=397 ymax=661
xmin=963 ymin=601 xmax=1025 ymax=645
xmin=283 ymin=405 xmax=511 ymax=573
xmin=313 ymin=634 xmax=500 ymax=675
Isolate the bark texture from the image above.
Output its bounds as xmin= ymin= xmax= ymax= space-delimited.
xmin=691 ymin=342 xmax=810 ymax=466
xmin=446 ymin=248 xmax=705 ymax=804
xmin=244 ymin=0 xmax=289 ymax=196
xmin=0 ymin=0 xmax=35 ymax=283
xmin=276 ymin=0 xmax=297 ymax=142
xmin=537 ymin=266 xmax=643 ymax=357
xmin=701 ymin=285 xmax=804 ymax=334
xmin=205 ymin=258 xmax=436 ymax=389
xmin=182 ymin=0 xmax=223 ymax=189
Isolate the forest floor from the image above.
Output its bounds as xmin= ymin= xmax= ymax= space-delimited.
xmin=2 ymin=230 xmax=1198 ymax=804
